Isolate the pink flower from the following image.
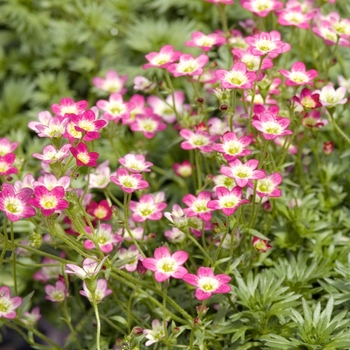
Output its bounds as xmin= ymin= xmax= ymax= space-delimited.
xmin=30 ymin=115 xmax=69 ymax=139
xmin=142 ymin=246 xmax=188 ymax=282
xmin=173 ymin=160 xmax=192 ymax=177
xmin=213 ymin=175 xmax=237 ymax=191
xmin=133 ymin=76 xmax=156 ymax=93
xmin=317 ymin=84 xmax=347 ymax=107
xmin=0 ymin=286 xmax=22 ymax=319
xmin=180 ymin=129 xmax=218 ymax=153
xmin=80 ymin=279 xmax=112 ymax=303
xmin=0 ymin=153 xmax=18 ymax=176
xmin=216 ymin=62 xmax=257 ymax=89
xmin=232 ymin=48 xmax=274 ymax=72
xmin=207 ymin=186 xmax=250 ymax=215
xmin=97 ymin=93 xmax=134 ymax=122
xmin=29 ymin=186 xmax=69 ymax=217
xmin=292 ymin=88 xmax=322 ymax=109
xmin=167 ymin=54 xmax=209 ymax=77
xmin=123 ymin=94 xmax=152 ymax=125
xmin=70 ymin=143 xmax=99 ymax=167
xmin=86 ymin=200 xmax=112 ymax=221
xmin=129 ymin=194 xmax=167 ymax=222
xmin=0 ymin=138 xmax=18 ymax=156
xmin=118 ymin=154 xmax=153 ymax=173
xmin=93 ymin=70 xmax=128 ymax=94
xmin=45 ymin=280 xmax=67 ymax=302
xmin=21 ymin=307 xmax=41 ymax=325
xmin=130 ymin=113 xmax=167 ymax=139
xmin=32 ymin=144 xmax=71 ymax=164
xmin=67 ymin=110 xmax=107 ymax=141
xmin=245 ymin=31 xmax=291 ymax=58
xmin=183 ymin=267 xmax=231 ymax=300
xmin=279 ymin=62 xmax=318 ymax=86
xmin=164 ymin=228 xmax=186 ymax=243
xmin=0 ymin=184 xmax=36 ymax=222
xmin=252 ymin=112 xmax=293 ymax=140
xmin=276 ymin=6 xmax=315 ymax=29
xmin=312 ymin=23 xmax=350 ymax=47
xmin=241 ymin=0 xmax=283 ymax=17
xmin=228 ymin=29 xmax=250 ymax=50
xmin=89 ymin=160 xmax=115 ymax=189
xmin=84 ymin=224 xmax=122 ymax=253
xmin=118 ymin=245 xmax=142 ymax=272
xmin=51 ymin=98 xmax=88 ymax=117
xmin=220 ymin=159 xmax=265 ymax=187
xmin=164 ymin=204 xmax=188 ymax=228
xmin=185 ymin=31 xmax=226 ymax=52
xmin=183 ymin=191 xmax=213 ymax=221
xmin=65 ymin=257 xmax=108 ymax=280
xmin=323 ymin=141 xmax=334 ymax=155
xmin=143 ymin=319 xmax=166 ymax=346
xmin=33 ymin=257 xmax=62 ymax=282
xmin=252 ymin=236 xmax=272 ymax=252
xmin=211 ymin=132 xmax=253 ymax=161
xmin=143 ymin=45 xmax=182 ymax=70
xmin=111 ymin=168 xmax=149 ymax=193
xmin=302 ymin=111 xmax=328 ymax=129
xmin=14 ymin=174 xmax=35 ymax=191
xmin=248 ymin=172 xmax=283 ymax=197
xmin=34 ymin=173 xmax=71 ymax=191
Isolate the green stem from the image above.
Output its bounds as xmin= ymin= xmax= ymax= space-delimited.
xmin=214 ymin=215 xmax=231 ymax=265
xmin=163 ymin=285 xmax=171 ymax=350
xmin=10 ymin=222 xmax=17 ymax=294
xmin=328 ymin=110 xmax=350 ymax=145
xmin=195 ymin=149 xmax=202 ymax=191
xmin=229 ymin=89 xmax=237 ymax=132
xmin=62 ymin=300 xmax=82 ymax=350
xmin=0 ymin=217 xmax=8 ymax=269
xmin=92 ymin=300 xmax=101 ymax=350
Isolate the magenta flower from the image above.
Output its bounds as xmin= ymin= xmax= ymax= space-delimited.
xmin=143 ymin=45 xmax=182 ymax=70
xmin=45 ymin=280 xmax=67 ymax=302
xmin=0 ymin=138 xmax=18 ymax=156
xmin=302 ymin=111 xmax=328 ymax=129
xmin=183 ymin=191 xmax=213 ymax=222
xmin=87 ymin=200 xmax=112 ymax=221
xmin=185 ymin=31 xmax=226 ymax=52
xmin=118 ymin=154 xmax=153 ymax=173
xmin=67 ymin=110 xmax=107 ymax=141
xmin=0 ymin=184 xmax=36 ymax=222
xmin=183 ymin=267 xmax=231 ymax=300
xmin=180 ymin=129 xmax=218 ymax=153
xmin=292 ymin=88 xmax=322 ymax=109
xmin=29 ymin=186 xmax=69 ymax=217
xmin=220 ymin=159 xmax=265 ymax=187
xmin=70 ymin=143 xmax=99 ymax=167
xmin=216 ymin=62 xmax=257 ymax=89
xmin=211 ymin=132 xmax=253 ymax=161
xmin=84 ymin=224 xmax=122 ymax=253
xmin=207 ymin=186 xmax=250 ymax=216
xmin=51 ymin=97 xmax=88 ymax=117
xmin=252 ymin=236 xmax=272 ymax=252
xmin=245 ymin=30 xmax=291 ymax=58
xmin=32 ymin=144 xmax=71 ymax=164
xmin=93 ymin=70 xmax=128 ymax=94
xmin=248 ymin=172 xmax=283 ymax=198
xmin=167 ymin=54 xmax=209 ymax=77
xmin=130 ymin=113 xmax=167 ymax=139
xmin=279 ymin=62 xmax=318 ymax=86
xmin=122 ymin=94 xmax=151 ymax=125
xmin=241 ymin=0 xmax=283 ymax=17
xmin=110 ymin=168 xmax=149 ymax=193
xmin=97 ymin=93 xmax=134 ymax=122
xmin=232 ymin=48 xmax=274 ymax=72
xmin=142 ymin=246 xmax=188 ymax=282
xmin=252 ymin=112 xmax=293 ymax=140
xmin=173 ymin=160 xmax=192 ymax=177
xmin=118 ymin=245 xmax=142 ymax=272
xmin=276 ymin=6 xmax=315 ymax=29
xmin=129 ymin=194 xmax=167 ymax=222
xmin=0 ymin=286 xmax=22 ymax=319
xmin=0 ymin=153 xmax=18 ymax=176
xmin=80 ymin=279 xmax=112 ymax=303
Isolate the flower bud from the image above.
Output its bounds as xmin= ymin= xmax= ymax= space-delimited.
xmin=132 ymin=326 xmax=143 ymax=335
xmin=29 ymin=232 xmax=42 ymax=248
xmin=197 ymin=97 xmax=204 ymax=104
xmin=220 ymin=104 xmax=228 ymax=111
xmin=323 ymin=141 xmax=334 ymax=155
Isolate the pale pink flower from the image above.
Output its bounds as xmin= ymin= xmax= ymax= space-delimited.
xmin=185 ymin=31 xmax=226 ymax=52
xmin=51 ymin=98 xmax=88 ymax=117
xmin=164 ymin=227 xmax=186 ymax=243
xmin=65 ymin=257 xmax=108 ymax=280
xmin=118 ymin=154 xmax=153 ymax=173
xmin=189 ymin=217 xmax=212 ymax=238
xmin=33 ymin=257 xmax=62 ymax=282
xmin=0 ymin=138 xmax=18 ymax=156
xmin=279 ymin=62 xmax=318 ymax=86
xmin=248 ymin=172 xmax=283 ymax=197
xmin=32 ymin=144 xmax=71 ymax=164
xmin=211 ymin=132 xmax=253 ymax=161
xmin=216 ymin=62 xmax=257 ymax=89
xmin=116 ymin=224 xmax=144 ymax=241
xmin=118 ymin=245 xmax=142 ymax=272
xmin=338 ymin=75 xmax=350 ymax=93
xmin=277 ymin=6 xmax=315 ymax=29
xmin=89 ymin=160 xmax=115 ymax=189
xmin=0 ymin=153 xmax=18 ymax=176
xmin=324 ymin=12 xmax=350 ymax=39
xmin=312 ymin=23 xmax=350 ymax=47
xmin=212 ymin=174 xmax=237 ymax=191
xmin=317 ymin=84 xmax=347 ymax=107
xmin=208 ymin=116 xmax=230 ymax=135
xmin=245 ymin=30 xmax=291 ymax=58
xmin=129 ymin=194 xmax=167 ymax=222
xmin=34 ymin=173 xmax=71 ymax=191
xmin=228 ymin=29 xmax=250 ymax=50
xmin=133 ymin=76 xmax=156 ymax=93
xmin=143 ymin=45 xmax=182 ymax=70
xmin=123 ymin=94 xmax=152 ymax=125
xmin=84 ymin=224 xmax=122 ymax=253
xmin=180 ymin=129 xmax=218 ymax=153
xmin=207 ymin=186 xmax=249 ymax=215
xmin=21 ymin=307 xmax=41 ymax=325
xmin=93 ymin=70 xmax=128 ymax=94
xmin=14 ymin=174 xmax=35 ymax=191
xmin=45 ymin=280 xmax=67 ymax=302
xmin=142 ymin=246 xmax=188 ymax=282
xmin=70 ymin=143 xmax=99 ymax=167
xmin=80 ymin=279 xmax=112 ymax=303
xmin=0 ymin=286 xmax=22 ymax=319
xmin=183 ymin=267 xmax=231 ymax=300
xmin=143 ymin=319 xmax=166 ymax=346
xmin=28 ymin=111 xmax=52 ymax=133
xmin=252 ymin=112 xmax=293 ymax=140
xmin=220 ymin=159 xmax=265 ymax=187
xmin=97 ymin=93 xmax=134 ymax=122
xmin=232 ymin=48 xmax=274 ymax=72
xmin=110 ymin=168 xmax=149 ymax=193
xmin=30 ymin=115 xmax=69 ymax=139
xmin=164 ymin=204 xmax=188 ymax=228
xmin=173 ymin=160 xmax=192 ymax=177
xmin=167 ymin=54 xmax=209 ymax=77
xmin=130 ymin=113 xmax=167 ymax=139
xmin=241 ymin=0 xmax=283 ymax=17
xmin=274 ymin=137 xmax=298 ymax=154
xmin=0 ymin=184 xmax=35 ymax=222
xmin=182 ymin=191 xmax=213 ymax=222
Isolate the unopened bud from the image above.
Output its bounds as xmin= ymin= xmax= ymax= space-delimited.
xmin=6 ymin=176 xmax=12 ymax=181
xmin=72 ymin=173 xmax=79 ymax=179
xmin=29 ymin=232 xmax=42 ymax=248
xmin=220 ymin=104 xmax=228 ymax=111
xmin=323 ymin=141 xmax=334 ymax=155
xmin=132 ymin=326 xmax=143 ymax=335
xmin=197 ymin=97 xmax=204 ymax=104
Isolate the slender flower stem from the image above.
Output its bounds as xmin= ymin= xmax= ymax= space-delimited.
xmin=163 ymin=285 xmax=171 ymax=350
xmin=325 ymin=36 xmax=340 ymax=77
xmin=229 ymin=89 xmax=237 ymax=132
xmin=214 ymin=215 xmax=231 ymax=265
xmin=195 ymin=149 xmax=202 ymax=190
xmin=0 ymin=217 xmax=8 ymax=269
xmin=62 ymin=300 xmax=82 ymax=350
xmin=164 ymin=70 xmax=180 ymax=120
xmin=92 ymin=299 xmax=101 ymax=350
xmin=10 ymin=222 xmax=17 ymax=294
xmin=328 ymin=110 xmax=350 ymax=145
